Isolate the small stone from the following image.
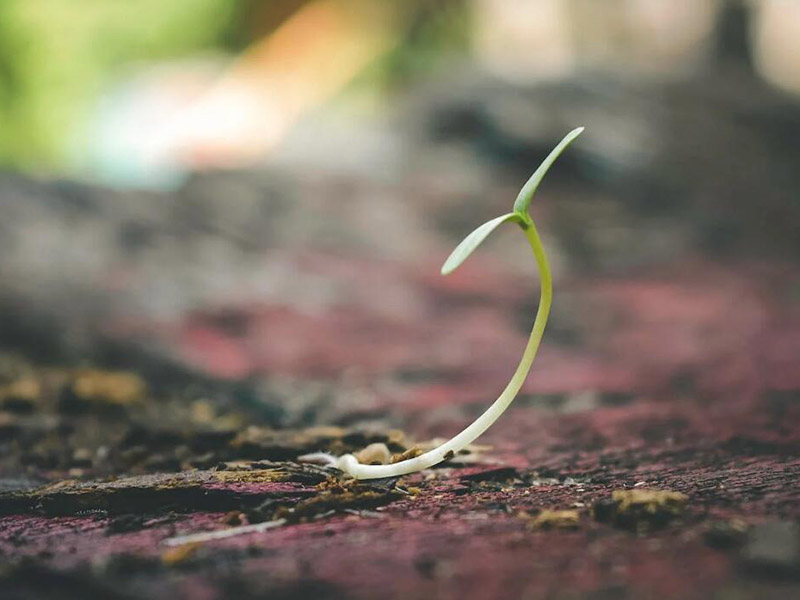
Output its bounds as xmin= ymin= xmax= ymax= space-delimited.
xmin=390 ymin=446 xmax=422 ymax=464
xmin=355 ymin=443 xmax=392 ymax=465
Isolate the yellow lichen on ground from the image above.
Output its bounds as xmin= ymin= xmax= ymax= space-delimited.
xmin=526 ymin=509 xmax=581 ymax=530
xmin=612 ymin=489 xmax=688 ymax=515
xmin=212 ymin=469 xmax=290 ymax=484
xmin=71 ymin=370 xmax=145 ymax=405
xmin=0 ymin=378 xmax=41 ymax=403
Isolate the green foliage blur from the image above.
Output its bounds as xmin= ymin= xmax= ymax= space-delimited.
xmin=0 ymin=0 xmax=469 ymax=174
xmin=0 ymin=0 xmax=245 ymax=170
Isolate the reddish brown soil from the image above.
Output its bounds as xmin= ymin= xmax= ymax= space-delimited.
xmin=2 ymin=250 xmax=799 ymax=599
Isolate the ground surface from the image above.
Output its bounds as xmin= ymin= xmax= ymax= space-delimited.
xmin=2 ymin=64 xmax=800 ymax=598
xmin=1 ymin=246 xmax=799 ymax=599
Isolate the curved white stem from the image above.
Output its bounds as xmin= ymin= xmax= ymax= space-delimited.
xmin=337 ymin=222 xmax=552 ymax=479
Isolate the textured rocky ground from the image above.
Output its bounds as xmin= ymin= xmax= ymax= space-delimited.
xmin=1 ymin=245 xmax=799 ymax=599
xmin=2 ymin=59 xmax=800 ymax=598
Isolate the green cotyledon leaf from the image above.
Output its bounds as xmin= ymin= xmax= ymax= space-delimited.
xmin=441 ymin=212 xmax=520 ymax=275
xmin=512 ymin=126 xmax=584 ymax=216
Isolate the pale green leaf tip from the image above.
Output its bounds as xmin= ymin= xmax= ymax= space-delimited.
xmin=512 ymin=126 xmax=585 ymax=216
xmin=440 ymin=213 xmax=517 ymax=275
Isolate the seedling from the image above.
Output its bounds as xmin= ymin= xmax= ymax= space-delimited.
xmin=314 ymin=128 xmax=584 ymax=480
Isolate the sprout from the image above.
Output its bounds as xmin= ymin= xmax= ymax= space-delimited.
xmin=317 ymin=127 xmax=584 ymax=480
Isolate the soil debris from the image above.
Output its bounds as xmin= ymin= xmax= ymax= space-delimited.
xmin=0 ymin=378 xmax=41 ymax=413
xmin=525 ymin=509 xmax=581 ymax=530
xmin=161 ymin=542 xmax=201 ymax=567
xmin=0 ymin=465 xmax=323 ymax=516
xmin=704 ymin=518 xmax=749 ymax=550
xmin=0 ymin=354 xmax=413 ymax=482
xmin=276 ymin=477 xmax=402 ymax=524
xmin=593 ymin=489 xmax=688 ymax=532
xmin=390 ymin=446 xmax=422 ymax=463
xmin=65 ymin=370 xmax=145 ymax=407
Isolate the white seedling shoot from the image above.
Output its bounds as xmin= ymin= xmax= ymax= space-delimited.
xmin=307 ymin=127 xmax=584 ymax=480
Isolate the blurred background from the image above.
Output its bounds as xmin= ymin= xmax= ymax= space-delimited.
xmin=4 ymin=5 xmax=800 ymax=597
xmin=0 ymin=0 xmax=799 ymax=454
